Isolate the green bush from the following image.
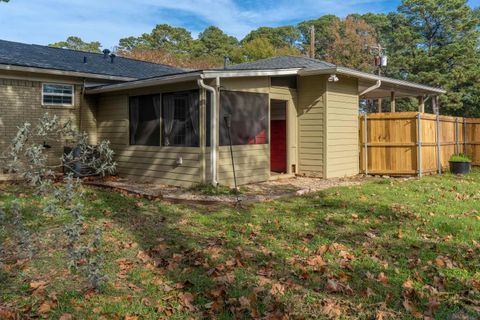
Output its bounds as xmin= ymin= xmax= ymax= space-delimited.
xmin=449 ymin=153 xmax=472 ymax=163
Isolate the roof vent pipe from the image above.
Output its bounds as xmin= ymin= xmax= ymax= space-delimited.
xmin=83 ymin=56 xmax=87 ymax=64
xmin=102 ymin=49 xmax=110 ymax=59
xmin=109 ymin=53 xmax=116 ymax=63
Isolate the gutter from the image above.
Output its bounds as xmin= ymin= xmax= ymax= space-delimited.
xmin=86 ymin=68 xmax=302 ymax=94
xmin=86 ymin=72 xmax=203 ymax=94
xmin=299 ymin=66 xmax=446 ymax=94
xmin=197 ymin=77 xmax=219 ymax=186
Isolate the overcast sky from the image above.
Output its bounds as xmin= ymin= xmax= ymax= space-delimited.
xmin=1 ymin=0 xmax=479 ymax=49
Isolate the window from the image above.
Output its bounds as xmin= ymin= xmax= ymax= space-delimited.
xmin=162 ymin=91 xmax=199 ymax=147
xmin=129 ymin=94 xmax=160 ymax=146
xmin=219 ymin=90 xmax=269 ymax=146
xmin=271 ymin=76 xmax=297 ymax=89
xmin=42 ymin=83 xmax=74 ymax=106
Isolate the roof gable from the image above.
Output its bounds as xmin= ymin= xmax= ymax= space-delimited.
xmin=0 ymin=39 xmax=184 ymax=79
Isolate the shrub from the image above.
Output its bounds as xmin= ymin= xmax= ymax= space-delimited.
xmin=449 ymin=153 xmax=472 ymax=163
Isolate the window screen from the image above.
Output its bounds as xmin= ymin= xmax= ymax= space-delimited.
xmin=219 ymin=90 xmax=268 ymax=146
xmin=129 ymin=94 xmax=160 ymax=146
xmin=162 ymin=91 xmax=199 ymax=147
xmin=271 ymin=76 xmax=297 ymax=89
xmin=42 ymin=83 xmax=74 ymax=106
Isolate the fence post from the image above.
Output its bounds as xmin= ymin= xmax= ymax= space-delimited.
xmin=463 ymin=118 xmax=467 ymax=155
xmin=417 ymin=113 xmax=422 ymax=177
xmin=436 ymin=114 xmax=442 ymax=175
xmin=455 ymin=117 xmax=459 ymax=154
xmin=363 ymin=111 xmax=368 ymax=176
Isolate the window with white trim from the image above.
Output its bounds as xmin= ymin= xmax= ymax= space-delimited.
xmin=42 ymin=83 xmax=74 ymax=106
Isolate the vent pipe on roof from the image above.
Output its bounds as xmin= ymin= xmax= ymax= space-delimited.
xmin=102 ymin=49 xmax=110 ymax=59
xmin=109 ymin=53 xmax=116 ymax=63
xmin=83 ymin=56 xmax=87 ymax=64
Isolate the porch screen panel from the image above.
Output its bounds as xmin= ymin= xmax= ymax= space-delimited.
xmin=162 ymin=90 xmax=200 ymax=147
xmin=219 ymin=90 xmax=268 ymax=146
xmin=129 ymin=94 xmax=160 ymax=146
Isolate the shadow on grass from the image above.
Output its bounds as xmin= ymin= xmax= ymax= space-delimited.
xmin=87 ymin=185 xmax=479 ymax=319
xmin=1 ymin=181 xmax=478 ymax=318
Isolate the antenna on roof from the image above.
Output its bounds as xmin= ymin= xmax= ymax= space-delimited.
xmin=102 ymin=49 xmax=111 ymax=59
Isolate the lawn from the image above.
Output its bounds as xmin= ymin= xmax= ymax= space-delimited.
xmin=1 ymin=171 xmax=479 ymax=319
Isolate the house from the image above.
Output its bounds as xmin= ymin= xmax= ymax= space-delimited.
xmin=0 ymin=39 xmax=445 ymax=187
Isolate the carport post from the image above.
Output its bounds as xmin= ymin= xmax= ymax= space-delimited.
xmin=390 ymin=91 xmax=396 ymax=112
xmin=417 ymin=113 xmax=422 ymax=177
xmin=418 ymin=96 xmax=425 ymax=113
xmin=364 ymin=111 xmax=368 ymax=176
xmin=436 ymin=114 xmax=442 ymax=175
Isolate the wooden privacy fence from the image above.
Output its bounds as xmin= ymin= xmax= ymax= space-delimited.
xmin=359 ymin=112 xmax=480 ymax=176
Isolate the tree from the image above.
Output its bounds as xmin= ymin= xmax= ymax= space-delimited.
xmin=234 ymin=37 xmax=301 ymax=63
xmin=242 ymin=26 xmax=301 ymax=49
xmin=298 ymin=15 xmax=340 ymax=59
xmin=194 ymin=26 xmax=238 ymax=58
xmin=118 ymin=48 xmax=222 ymax=69
xmin=49 ymin=36 xmax=102 ymax=53
xmin=118 ymin=24 xmax=194 ymax=54
xmin=398 ymin=0 xmax=480 ymax=116
xmin=324 ymin=16 xmax=378 ymax=72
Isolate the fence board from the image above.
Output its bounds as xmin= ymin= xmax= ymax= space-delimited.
xmin=360 ymin=112 xmax=479 ymax=175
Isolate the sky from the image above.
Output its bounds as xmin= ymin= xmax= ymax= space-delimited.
xmin=1 ymin=0 xmax=479 ymax=50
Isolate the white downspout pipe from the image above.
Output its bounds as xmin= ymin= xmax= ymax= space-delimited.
xmin=359 ymin=80 xmax=382 ymax=97
xmin=198 ymin=77 xmax=218 ymax=186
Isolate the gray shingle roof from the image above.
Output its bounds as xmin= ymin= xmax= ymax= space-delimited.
xmin=227 ymin=55 xmax=336 ymax=70
xmin=0 ymin=39 xmax=184 ymax=79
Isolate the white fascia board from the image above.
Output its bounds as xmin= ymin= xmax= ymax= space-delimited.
xmin=297 ymin=67 xmax=337 ymax=76
xmin=299 ymin=66 xmax=446 ymax=94
xmin=0 ymin=64 xmax=136 ymax=81
xmin=86 ymin=69 xmax=301 ymax=94
xmin=85 ymin=72 xmax=203 ymax=94
xmin=201 ymin=68 xmax=301 ymax=78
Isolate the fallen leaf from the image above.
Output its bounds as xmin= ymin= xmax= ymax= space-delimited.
xmin=179 ymin=292 xmax=196 ymax=311
xmin=270 ymin=282 xmax=285 ymax=296
xmin=378 ymin=272 xmax=388 ymax=285
xmin=30 ymin=280 xmax=48 ymax=290
xmin=403 ymin=299 xmax=422 ymax=318
xmin=59 ymin=314 xmax=73 ymax=320
xmin=320 ymin=299 xmax=342 ymax=318
xmin=136 ymin=250 xmax=151 ymax=264
xmin=38 ymin=301 xmax=53 ymax=314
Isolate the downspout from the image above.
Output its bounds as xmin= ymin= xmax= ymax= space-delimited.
xmin=359 ymin=80 xmax=381 ymax=97
xmin=198 ymin=77 xmax=218 ymax=186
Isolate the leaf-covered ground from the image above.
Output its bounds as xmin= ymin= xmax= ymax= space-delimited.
xmin=1 ymin=171 xmax=480 ymax=319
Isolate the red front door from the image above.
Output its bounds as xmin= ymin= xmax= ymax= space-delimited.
xmin=270 ymin=120 xmax=287 ymax=173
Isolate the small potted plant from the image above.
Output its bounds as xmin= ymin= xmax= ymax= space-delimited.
xmin=449 ymin=153 xmax=472 ymax=175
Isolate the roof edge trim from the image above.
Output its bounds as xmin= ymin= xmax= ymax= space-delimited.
xmin=0 ymin=64 xmax=136 ymax=81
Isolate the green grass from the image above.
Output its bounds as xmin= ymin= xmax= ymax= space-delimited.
xmin=1 ymin=170 xmax=480 ymax=319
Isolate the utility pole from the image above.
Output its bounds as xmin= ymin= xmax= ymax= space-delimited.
xmin=309 ymin=26 xmax=315 ymax=58
xmin=365 ymin=43 xmax=387 ymax=112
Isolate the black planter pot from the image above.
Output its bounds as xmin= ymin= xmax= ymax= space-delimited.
xmin=449 ymin=161 xmax=471 ymax=175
